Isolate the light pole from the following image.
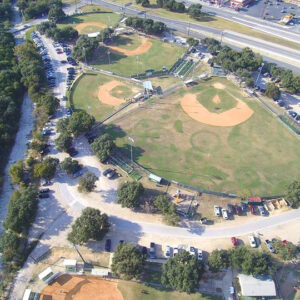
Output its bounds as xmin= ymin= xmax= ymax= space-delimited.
xmin=255 ymin=63 xmax=264 ymax=88
xmin=128 ymin=136 xmax=134 ymax=164
xmin=220 ymin=31 xmax=224 ymax=45
xmin=107 ymin=50 xmax=111 ymax=71
xmin=187 ymin=22 xmax=190 ymax=36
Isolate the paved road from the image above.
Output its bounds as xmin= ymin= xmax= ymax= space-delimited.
xmin=94 ymin=0 xmax=300 ymax=73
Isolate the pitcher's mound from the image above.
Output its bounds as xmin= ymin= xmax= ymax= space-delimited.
xmin=40 ymin=274 xmax=123 ymax=300
xmin=213 ymin=82 xmax=226 ymax=89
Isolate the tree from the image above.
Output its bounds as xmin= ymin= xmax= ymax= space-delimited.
xmin=33 ymin=157 xmax=59 ymax=180
xmin=9 ymin=160 xmax=24 ymax=184
xmin=265 ymin=83 xmax=281 ymax=99
xmin=78 ymin=171 xmax=98 ymax=193
xmin=273 ymin=240 xmax=297 ymax=261
xmin=136 ymin=0 xmax=150 ymax=6
xmin=117 ymin=182 xmax=144 ymax=208
xmin=68 ymin=111 xmax=95 ymax=137
xmin=91 ymin=134 xmax=115 ymax=162
xmin=154 ymin=194 xmax=179 ymax=225
xmin=38 ymin=94 xmax=59 ymax=115
xmin=187 ymin=37 xmax=199 ymax=47
xmin=286 ymin=180 xmax=300 ymax=208
xmin=187 ymin=4 xmax=202 ymax=19
xmin=0 ymin=231 xmax=20 ymax=263
xmin=55 ymin=132 xmax=73 ymax=152
xmin=161 ymin=250 xmax=204 ymax=293
xmin=111 ymin=243 xmax=146 ymax=279
xmin=208 ymin=249 xmax=230 ymax=272
xmin=48 ymin=5 xmax=65 ymax=22
xmin=72 ymin=35 xmax=99 ymax=62
xmin=60 ymin=157 xmax=80 ymax=175
xmin=67 ymin=207 xmax=109 ymax=245
xmin=57 ymin=117 xmax=70 ymax=133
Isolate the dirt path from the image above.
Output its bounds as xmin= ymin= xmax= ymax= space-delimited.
xmin=98 ymin=80 xmax=127 ymax=107
xmin=180 ymin=93 xmax=254 ymax=127
xmin=75 ymin=22 xmax=107 ymax=33
xmin=41 ymin=274 xmax=123 ymax=300
xmin=108 ymin=36 xmax=152 ymax=56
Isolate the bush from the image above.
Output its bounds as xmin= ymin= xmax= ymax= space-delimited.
xmin=67 ymin=207 xmax=109 ymax=244
xmin=117 ymin=181 xmax=144 ymax=208
xmin=154 ymin=194 xmax=179 ymax=226
xmin=273 ymin=240 xmax=297 ymax=261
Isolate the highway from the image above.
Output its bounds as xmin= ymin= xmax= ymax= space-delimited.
xmin=94 ymin=0 xmax=300 ymax=73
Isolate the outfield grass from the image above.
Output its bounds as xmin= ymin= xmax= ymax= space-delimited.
xmin=118 ymin=281 xmax=220 ymax=300
xmin=110 ymin=77 xmax=300 ymax=196
xmin=90 ymin=34 xmax=185 ymax=76
xmin=70 ymin=72 xmax=141 ymax=121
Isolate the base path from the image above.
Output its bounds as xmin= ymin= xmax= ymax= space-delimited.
xmin=75 ymin=22 xmax=107 ymax=33
xmin=180 ymin=93 xmax=254 ymax=127
xmin=108 ymin=36 xmax=152 ymax=56
xmin=98 ymin=80 xmax=127 ymax=107
xmin=40 ymin=274 xmax=123 ymax=300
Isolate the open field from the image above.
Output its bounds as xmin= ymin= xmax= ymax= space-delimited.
xmin=91 ymin=33 xmax=185 ymax=76
xmin=118 ymin=281 xmax=220 ymax=300
xmin=58 ymin=11 xmax=119 ymax=34
xmin=41 ymin=275 xmax=123 ymax=300
xmin=70 ymin=72 xmax=142 ymax=121
xmin=109 ymin=0 xmax=300 ymax=51
xmin=110 ymin=77 xmax=300 ymax=195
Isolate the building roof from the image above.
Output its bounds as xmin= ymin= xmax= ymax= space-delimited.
xmin=38 ymin=267 xmax=53 ymax=280
xmin=143 ymin=81 xmax=153 ymax=91
xmin=247 ymin=196 xmax=262 ymax=202
xmin=238 ymin=274 xmax=276 ymax=297
xmin=91 ymin=268 xmax=109 ymax=276
xmin=149 ymin=173 xmax=162 ymax=183
xmin=88 ymin=32 xmax=100 ymax=38
xmin=23 ymin=289 xmax=31 ymax=300
xmin=63 ymin=259 xmax=77 ymax=267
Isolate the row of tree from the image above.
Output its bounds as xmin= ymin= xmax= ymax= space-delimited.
xmin=37 ymin=21 xmax=78 ymax=42
xmin=125 ymin=17 xmax=167 ymax=35
xmin=0 ymin=0 xmax=12 ymax=23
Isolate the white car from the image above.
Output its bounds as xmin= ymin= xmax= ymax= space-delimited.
xmin=165 ymin=245 xmax=171 ymax=258
xmin=248 ymin=235 xmax=257 ymax=248
xmin=222 ymin=209 xmax=229 ymax=220
xmin=197 ymin=249 xmax=203 ymax=261
xmin=173 ymin=247 xmax=179 ymax=256
xmin=214 ymin=205 xmax=221 ymax=217
xmin=189 ymin=246 xmax=196 ymax=256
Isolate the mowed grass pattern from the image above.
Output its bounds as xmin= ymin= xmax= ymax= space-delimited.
xmin=111 ymin=77 xmax=300 ymax=195
xmin=91 ymin=36 xmax=185 ymax=76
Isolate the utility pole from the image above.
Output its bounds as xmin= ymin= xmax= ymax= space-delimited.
xmin=107 ymin=50 xmax=111 ymax=71
xmin=128 ymin=136 xmax=134 ymax=164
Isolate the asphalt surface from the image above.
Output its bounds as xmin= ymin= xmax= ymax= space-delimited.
xmin=94 ymin=0 xmax=300 ymax=73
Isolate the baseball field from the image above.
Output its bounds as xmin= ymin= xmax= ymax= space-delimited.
xmin=90 ymin=33 xmax=185 ymax=76
xmin=109 ymin=77 xmax=300 ymax=196
xmin=70 ymin=72 xmax=142 ymax=121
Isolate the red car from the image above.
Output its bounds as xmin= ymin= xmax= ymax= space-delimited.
xmin=231 ymin=237 xmax=238 ymax=247
xmin=250 ymin=205 xmax=255 ymax=215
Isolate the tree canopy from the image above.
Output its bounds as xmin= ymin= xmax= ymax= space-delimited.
xmin=91 ymin=134 xmax=115 ymax=162
xmin=0 ymin=231 xmax=20 ymax=263
xmin=187 ymin=37 xmax=199 ymax=47
xmin=265 ymin=83 xmax=281 ymax=99
xmin=156 ymin=0 xmax=185 ymax=13
xmin=37 ymin=22 xmax=78 ymax=42
xmin=60 ymin=157 xmax=80 ymax=175
xmin=125 ymin=17 xmax=167 ymax=35
xmin=111 ymin=243 xmax=146 ymax=279
xmin=272 ymin=239 xmax=297 ymax=261
xmin=161 ymin=250 xmax=204 ymax=293
xmin=154 ymin=194 xmax=179 ymax=225
xmin=78 ymin=171 xmax=98 ymax=193
xmin=117 ymin=181 xmax=144 ymax=208
xmin=208 ymin=249 xmax=230 ymax=272
xmin=33 ymin=157 xmax=59 ymax=180
xmin=55 ymin=132 xmax=73 ymax=152
xmin=187 ymin=4 xmax=202 ymax=19
xmin=67 ymin=111 xmax=95 ymax=137
xmin=67 ymin=207 xmax=109 ymax=245
xmin=9 ymin=160 xmax=24 ymax=184
xmin=72 ymin=35 xmax=99 ymax=62
xmin=286 ymin=180 xmax=300 ymax=208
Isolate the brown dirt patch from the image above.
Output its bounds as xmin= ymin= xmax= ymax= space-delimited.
xmin=213 ymin=95 xmax=221 ymax=104
xmin=108 ymin=36 xmax=152 ymax=56
xmin=75 ymin=22 xmax=107 ymax=33
xmin=98 ymin=80 xmax=126 ymax=107
xmin=213 ymin=82 xmax=226 ymax=89
xmin=180 ymin=93 xmax=254 ymax=127
xmin=40 ymin=274 xmax=123 ymax=300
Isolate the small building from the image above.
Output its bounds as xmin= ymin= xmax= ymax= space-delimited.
xmin=88 ymin=32 xmax=100 ymax=38
xmin=230 ymin=0 xmax=253 ymax=7
xmin=23 ymin=289 xmax=40 ymax=300
xmin=63 ymin=259 xmax=77 ymax=272
xmin=246 ymin=196 xmax=263 ymax=205
xmin=149 ymin=173 xmax=162 ymax=184
xmin=143 ymin=80 xmax=153 ymax=91
xmin=91 ymin=268 xmax=109 ymax=277
xmin=238 ymin=274 xmax=277 ymax=298
xmin=38 ymin=267 xmax=60 ymax=284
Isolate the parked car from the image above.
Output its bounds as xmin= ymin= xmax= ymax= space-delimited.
xmin=222 ymin=209 xmax=229 ymax=220
xmin=39 ymin=188 xmax=50 ymax=194
xmin=235 ymin=205 xmax=242 ymax=215
xmin=265 ymin=239 xmax=275 ymax=253
xmin=72 ymin=169 xmax=83 ymax=178
xmin=231 ymin=237 xmax=238 ymax=247
xmin=197 ymin=249 xmax=203 ymax=261
xmin=250 ymin=205 xmax=255 ymax=215
xmin=189 ymin=246 xmax=196 ymax=256
xmin=258 ymin=205 xmax=267 ymax=216
xmin=103 ymin=168 xmax=114 ymax=177
xmin=67 ymin=147 xmax=78 ymax=157
xmin=240 ymin=202 xmax=248 ymax=211
xmin=227 ymin=203 xmax=234 ymax=214
xmin=150 ymin=242 xmax=156 ymax=259
xmin=165 ymin=245 xmax=171 ymax=258
xmin=173 ymin=247 xmax=179 ymax=256
xmin=248 ymin=235 xmax=257 ymax=248
xmin=39 ymin=193 xmax=49 ymax=199
xmin=107 ymin=169 xmax=116 ymax=179
xmin=105 ymin=239 xmax=111 ymax=252
xmin=214 ymin=205 xmax=222 ymax=217
xmin=142 ymin=246 xmax=147 ymax=256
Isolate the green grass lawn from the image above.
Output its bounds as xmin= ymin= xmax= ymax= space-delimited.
xmin=90 ymin=35 xmax=185 ymax=76
xmin=110 ymin=77 xmax=300 ymax=196
xmin=70 ymin=72 xmax=141 ymax=121
xmin=118 ymin=281 xmax=220 ymax=300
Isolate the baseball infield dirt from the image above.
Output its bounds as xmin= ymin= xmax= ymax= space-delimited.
xmin=212 ymin=95 xmax=221 ymax=104
xmin=40 ymin=274 xmax=123 ymax=300
xmin=75 ymin=22 xmax=107 ymax=33
xmin=108 ymin=36 xmax=152 ymax=56
xmin=181 ymin=93 xmax=254 ymax=127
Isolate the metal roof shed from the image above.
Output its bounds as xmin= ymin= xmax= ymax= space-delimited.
xmin=238 ymin=274 xmax=276 ymax=297
xmin=246 ymin=196 xmax=263 ymax=205
xmin=38 ymin=267 xmax=53 ymax=281
xmin=149 ymin=173 xmax=162 ymax=184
